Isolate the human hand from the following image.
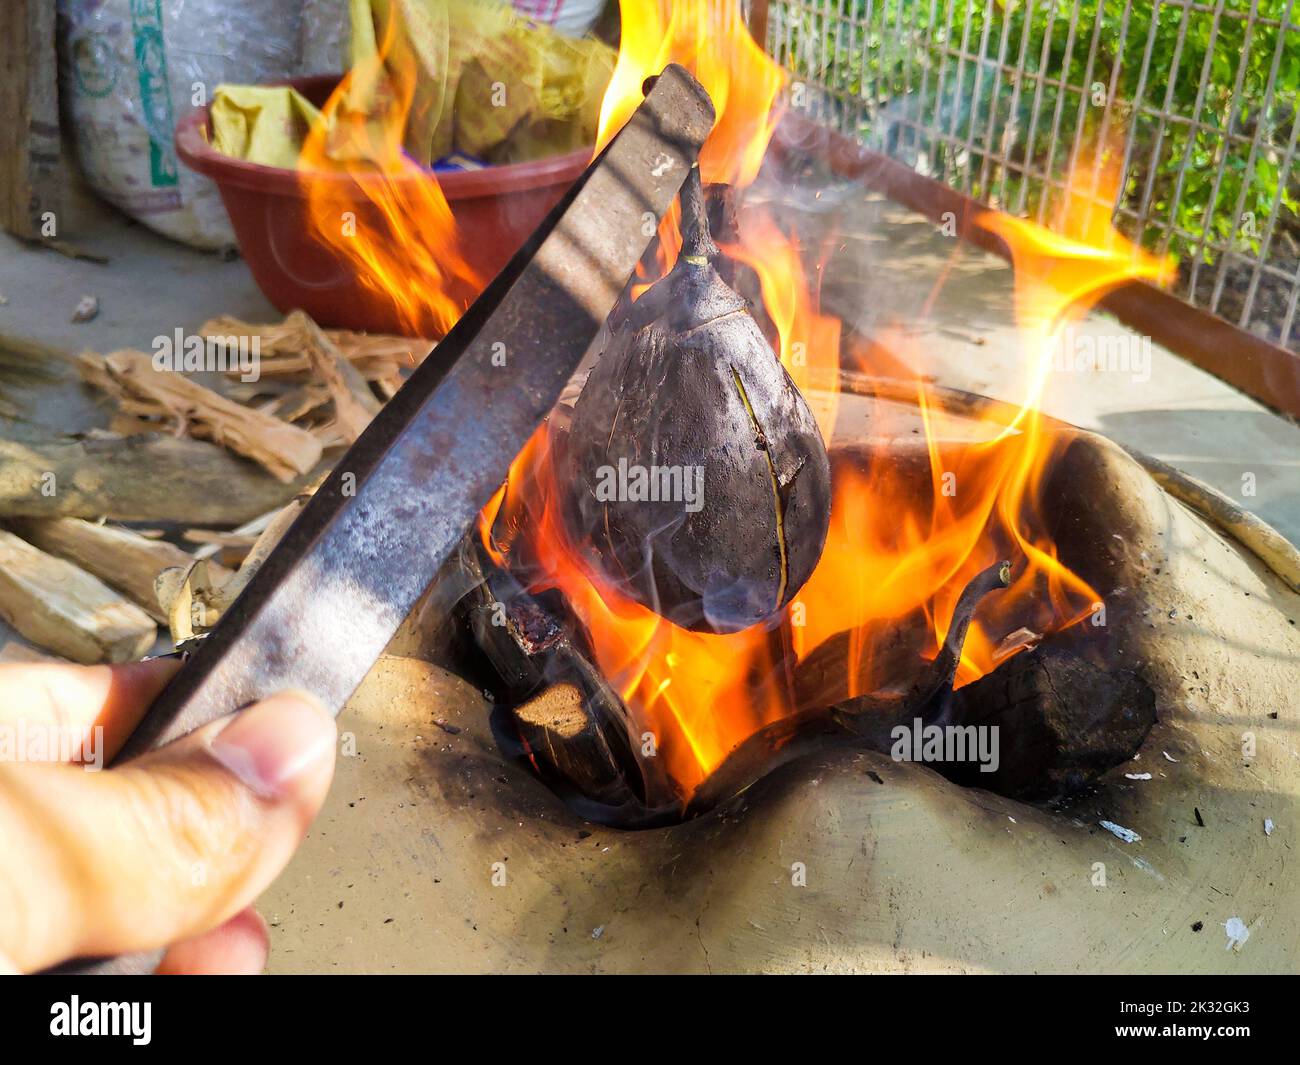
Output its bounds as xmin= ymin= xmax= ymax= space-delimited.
xmin=0 ymin=658 xmax=336 ymax=973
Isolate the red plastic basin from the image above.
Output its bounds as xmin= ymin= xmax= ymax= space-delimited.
xmin=175 ymin=74 xmax=589 ymax=336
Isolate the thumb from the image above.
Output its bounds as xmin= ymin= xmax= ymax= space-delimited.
xmin=0 ymin=691 xmax=336 ymax=972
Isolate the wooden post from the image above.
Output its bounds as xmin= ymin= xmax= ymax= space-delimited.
xmin=748 ymin=0 xmax=770 ymax=51
xmin=0 ymin=0 xmax=64 ymax=240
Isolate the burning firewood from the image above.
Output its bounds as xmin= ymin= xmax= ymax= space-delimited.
xmin=563 ymin=165 xmax=832 ymax=634
xmin=463 ymin=523 xmax=1147 ymax=824
xmin=460 ymin=540 xmax=673 ymax=812
xmin=685 ymin=561 xmax=1015 ymax=816
xmin=510 ymin=683 xmax=647 ymax=811
xmin=0 ymin=529 xmax=155 ymax=664
xmin=831 ymin=560 xmax=1014 ymax=731
xmin=5 ymin=517 xmax=215 ymax=624
xmin=78 ymin=349 xmax=323 ymax=482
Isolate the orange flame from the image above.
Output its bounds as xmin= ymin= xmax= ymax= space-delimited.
xmin=484 ymin=58 xmax=1174 ymax=799
xmin=308 ymin=0 xmax=1175 ymax=803
xmin=595 ymin=0 xmax=784 ymax=188
xmin=298 ymin=6 xmax=483 ymax=338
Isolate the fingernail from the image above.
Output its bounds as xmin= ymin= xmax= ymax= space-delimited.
xmin=207 ymin=690 xmax=336 ymax=799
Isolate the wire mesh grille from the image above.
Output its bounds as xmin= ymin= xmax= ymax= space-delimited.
xmin=757 ymin=0 xmax=1300 ymax=353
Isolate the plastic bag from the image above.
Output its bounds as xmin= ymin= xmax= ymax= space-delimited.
xmin=345 ymin=0 xmax=614 ymax=166
xmin=58 ymin=0 xmax=303 ymax=249
xmin=212 ymin=0 xmax=614 ymax=172
xmin=299 ymin=0 xmax=352 ymax=75
xmin=210 ymin=86 xmax=325 ymax=170
xmin=511 ymin=0 xmax=606 ymax=38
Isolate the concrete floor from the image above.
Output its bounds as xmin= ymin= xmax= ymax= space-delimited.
xmin=0 ymin=184 xmax=275 ymax=357
xmin=0 ymin=184 xmax=276 ymax=446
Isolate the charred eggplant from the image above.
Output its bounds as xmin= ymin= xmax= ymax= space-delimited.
xmin=562 ymin=166 xmax=832 ymax=633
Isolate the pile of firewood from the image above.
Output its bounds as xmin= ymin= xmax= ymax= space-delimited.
xmin=0 ymin=312 xmax=428 ymax=664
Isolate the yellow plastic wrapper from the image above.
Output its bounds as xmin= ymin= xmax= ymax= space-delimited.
xmin=210 ymin=0 xmax=614 ymax=170
xmin=209 ymin=85 xmax=326 ymax=170
xmin=454 ymin=15 xmax=614 ymax=164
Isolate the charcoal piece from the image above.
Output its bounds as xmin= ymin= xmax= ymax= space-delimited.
xmin=943 ymin=644 xmax=1158 ymax=800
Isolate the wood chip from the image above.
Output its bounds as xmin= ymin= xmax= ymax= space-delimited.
xmin=79 ymin=349 xmax=323 ymax=482
xmin=181 ymin=528 xmax=261 ymax=549
xmin=265 ymin=383 xmax=333 ymax=424
xmin=993 ymin=626 xmax=1041 ymax=662
xmin=201 ymin=311 xmax=430 ymax=381
xmin=298 ymin=313 xmax=382 ymax=443
xmin=160 ymin=558 xmax=225 ymax=647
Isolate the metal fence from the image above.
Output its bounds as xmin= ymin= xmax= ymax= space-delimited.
xmin=755 ymin=0 xmax=1300 ymax=353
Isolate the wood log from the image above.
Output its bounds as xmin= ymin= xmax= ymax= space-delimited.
xmin=79 ymin=350 xmax=323 ymax=482
xmin=460 ymin=540 xmax=676 ymax=815
xmin=0 ymin=530 xmax=155 ymax=663
xmin=793 ymin=619 xmax=1159 ymax=802
xmin=781 ymin=561 xmax=1155 ymax=804
xmin=792 ymin=623 xmax=927 ymax=711
xmin=511 ymin=683 xmax=640 ymax=808
xmin=823 ymin=561 xmax=1013 ymax=733
xmin=5 ymin=517 xmax=210 ymax=623
xmin=0 ymin=433 xmax=313 ymax=524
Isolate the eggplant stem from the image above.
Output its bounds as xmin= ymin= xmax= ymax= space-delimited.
xmin=680 ymin=164 xmax=719 ymax=262
xmin=915 ymin=559 xmax=1013 ymax=725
